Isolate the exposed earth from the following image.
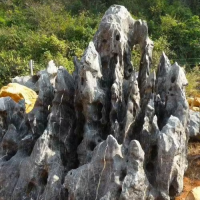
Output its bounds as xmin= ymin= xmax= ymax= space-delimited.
xmin=176 ymin=141 xmax=200 ymax=200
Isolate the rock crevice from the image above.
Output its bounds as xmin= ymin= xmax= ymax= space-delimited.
xmin=0 ymin=5 xmax=189 ymax=200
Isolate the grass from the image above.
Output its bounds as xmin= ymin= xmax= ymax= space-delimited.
xmin=185 ymin=66 xmax=200 ymax=97
xmin=185 ymin=141 xmax=200 ymax=180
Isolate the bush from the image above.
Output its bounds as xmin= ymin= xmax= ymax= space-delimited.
xmin=0 ymin=0 xmax=199 ymax=99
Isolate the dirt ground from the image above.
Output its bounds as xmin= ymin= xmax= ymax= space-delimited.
xmin=175 ymin=177 xmax=200 ymax=200
xmin=175 ymin=142 xmax=200 ymax=200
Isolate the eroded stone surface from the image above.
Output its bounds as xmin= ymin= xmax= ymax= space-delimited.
xmin=12 ymin=75 xmax=39 ymax=92
xmin=188 ymin=110 xmax=200 ymax=140
xmin=0 ymin=5 xmax=189 ymax=200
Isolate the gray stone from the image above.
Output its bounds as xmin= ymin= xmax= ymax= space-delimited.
xmin=64 ymin=135 xmax=124 ymax=200
xmin=120 ymin=140 xmax=157 ymax=200
xmin=12 ymin=131 xmax=64 ymax=200
xmin=46 ymin=60 xmax=58 ymax=88
xmin=155 ymin=53 xmax=189 ymax=130
xmin=0 ymin=97 xmax=35 ymax=199
xmin=0 ymin=5 xmax=190 ymax=200
xmin=12 ymin=75 xmax=39 ymax=92
xmin=28 ymin=71 xmax=54 ymax=136
xmin=188 ymin=110 xmax=200 ymax=140
xmin=156 ymin=116 xmax=187 ymax=200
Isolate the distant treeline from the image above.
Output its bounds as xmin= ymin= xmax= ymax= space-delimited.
xmin=0 ymin=0 xmax=199 ymax=87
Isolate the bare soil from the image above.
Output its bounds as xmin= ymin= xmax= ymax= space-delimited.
xmin=175 ymin=142 xmax=200 ymax=200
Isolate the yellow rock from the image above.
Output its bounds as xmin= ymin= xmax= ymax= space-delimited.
xmin=186 ymin=186 xmax=200 ymax=200
xmin=187 ymin=96 xmax=200 ymax=111
xmin=0 ymin=83 xmax=38 ymax=113
xmin=192 ymin=107 xmax=200 ymax=112
xmin=188 ymin=97 xmax=194 ymax=106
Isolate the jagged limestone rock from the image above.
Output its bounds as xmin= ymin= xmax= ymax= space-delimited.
xmin=46 ymin=60 xmax=58 ymax=88
xmin=156 ymin=116 xmax=187 ymax=200
xmin=74 ymin=42 xmax=105 ymax=165
xmin=12 ymin=75 xmax=39 ymax=92
xmin=0 ymin=5 xmax=189 ymax=200
xmin=28 ymin=71 xmax=54 ymax=136
xmin=0 ymin=67 xmax=75 ymax=200
xmin=12 ymin=131 xmax=65 ymax=200
xmin=47 ymin=66 xmax=77 ymax=171
xmin=155 ymin=53 xmax=189 ymax=129
xmin=64 ymin=135 xmax=124 ymax=200
xmin=139 ymin=98 xmax=159 ymax=187
xmin=120 ymin=140 xmax=157 ymax=200
xmin=0 ymin=97 xmax=35 ymax=199
xmin=188 ymin=110 xmax=200 ymax=140
xmin=64 ymin=5 xmax=189 ymax=200
xmin=123 ymin=73 xmax=140 ymax=141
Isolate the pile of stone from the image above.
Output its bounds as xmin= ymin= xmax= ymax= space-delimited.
xmin=0 ymin=5 xmax=192 ymax=200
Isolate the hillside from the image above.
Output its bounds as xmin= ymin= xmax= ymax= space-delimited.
xmin=0 ymin=0 xmax=200 ymax=92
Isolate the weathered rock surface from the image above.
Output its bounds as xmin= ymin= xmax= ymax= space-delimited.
xmin=12 ymin=75 xmax=39 ymax=92
xmin=0 ymin=5 xmax=190 ymax=200
xmin=189 ymin=110 xmax=200 ymax=140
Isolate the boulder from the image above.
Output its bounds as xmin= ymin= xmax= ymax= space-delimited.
xmin=189 ymin=110 xmax=200 ymax=140
xmin=0 ymin=5 xmax=190 ymax=200
xmin=12 ymin=75 xmax=39 ymax=92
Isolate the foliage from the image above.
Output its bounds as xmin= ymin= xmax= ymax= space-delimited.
xmin=0 ymin=0 xmax=199 ymax=94
xmin=132 ymin=36 xmax=173 ymax=71
xmin=185 ymin=66 xmax=200 ymax=97
xmin=152 ymin=36 xmax=173 ymax=69
xmin=0 ymin=2 xmax=100 ymax=87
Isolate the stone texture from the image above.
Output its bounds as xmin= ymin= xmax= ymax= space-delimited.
xmin=156 ymin=116 xmax=187 ymax=199
xmin=0 ymin=5 xmax=190 ymax=200
xmin=155 ymin=52 xmax=189 ymax=129
xmin=0 ymin=97 xmax=35 ymax=199
xmin=12 ymin=75 xmax=39 ymax=92
xmin=27 ymin=70 xmax=54 ymax=137
xmin=64 ymin=135 xmax=123 ymax=200
xmin=188 ymin=110 xmax=200 ymax=140
xmin=46 ymin=60 xmax=58 ymax=87
xmin=120 ymin=140 xmax=157 ymax=200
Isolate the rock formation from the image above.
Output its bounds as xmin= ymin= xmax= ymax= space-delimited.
xmin=189 ymin=110 xmax=200 ymax=140
xmin=0 ymin=5 xmax=189 ymax=200
xmin=12 ymin=75 xmax=39 ymax=92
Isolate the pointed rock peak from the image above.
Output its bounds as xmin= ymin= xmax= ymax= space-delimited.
xmin=129 ymin=140 xmax=144 ymax=161
xmin=106 ymin=134 xmax=120 ymax=148
xmin=163 ymin=115 xmax=181 ymax=130
xmin=81 ymin=41 xmax=102 ymax=78
xmin=105 ymin=5 xmax=130 ymax=18
xmin=157 ymin=52 xmax=171 ymax=77
xmin=46 ymin=60 xmax=58 ymax=75
xmin=173 ymin=61 xmax=179 ymax=66
xmin=91 ymin=135 xmax=122 ymax=162
xmin=73 ymin=56 xmax=80 ymax=69
xmin=170 ymin=62 xmax=188 ymax=87
xmin=106 ymin=135 xmax=122 ymax=157
xmin=161 ymin=51 xmax=167 ymax=59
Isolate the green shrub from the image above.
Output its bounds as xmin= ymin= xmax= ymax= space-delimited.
xmin=0 ymin=0 xmax=199 ymax=99
xmin=185 ymin=66 xmax=200 ymax=97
